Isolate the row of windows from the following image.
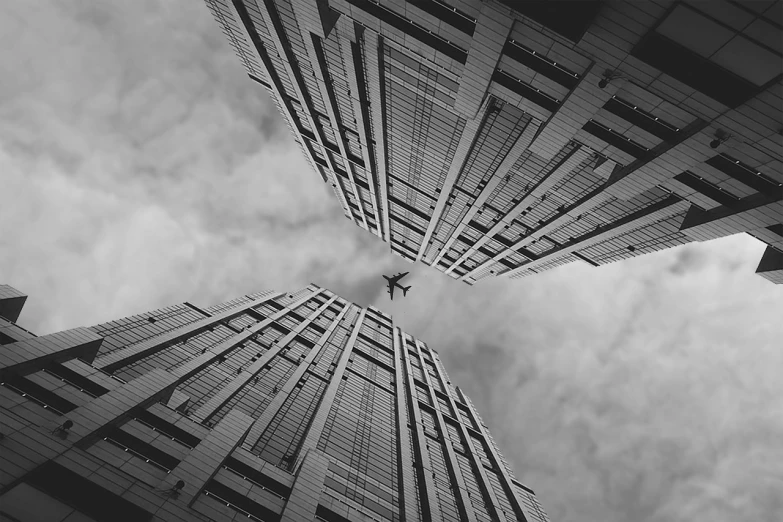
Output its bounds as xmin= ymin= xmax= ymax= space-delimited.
xmin=424 ymin=437 xmax=461 ymax=522
xmin=90 ymin=305 xmax=205 ymax=358
xmin=318 ymin=373 xmax=398 ymax=490
xmin=204 ymin=294 xmax=256 ymax=315
xmin=456 ymin=451 xmax=495 ymax=522
xmin=252 ymin=375 xmax=327 ymax=469
xmin=323 ymin=473 xmax=398 ymax=521
xmin=433 ymin=142 xmax=578 ymax=268
xmin=578 ymin=211 xmax=690 ymax=265
xmin=547 ymin=185 xmax=673 ymax=248
xmin=208 ymin=353 xmax=297 ymax=425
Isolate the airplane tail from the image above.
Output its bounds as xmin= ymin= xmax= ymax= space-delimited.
xmin=402 ymin=286 xmax=411 ymax=296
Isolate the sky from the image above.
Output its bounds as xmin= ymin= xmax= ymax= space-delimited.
xmin=1 ymin=1 xmax=782 ymax=521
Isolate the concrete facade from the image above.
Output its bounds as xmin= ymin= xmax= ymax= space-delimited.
xmin=0 ymin=284 xmax=546 ymax=521
xmin=204 ymin=0 xmax=783 ymax=284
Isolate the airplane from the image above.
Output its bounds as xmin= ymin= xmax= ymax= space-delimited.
xmin=383 ymin=272 xmax=411 ymax=300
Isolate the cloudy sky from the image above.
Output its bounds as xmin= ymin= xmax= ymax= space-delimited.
xmin=1 ymin=1 xmax=782 ymax=521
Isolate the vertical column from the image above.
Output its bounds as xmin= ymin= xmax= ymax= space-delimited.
xmin=70 ymin=369 xmax=179 ymax=447
xmin=397 ymin=330 xmax=442 ymax=521
xmin=300 ymin=18 xmax=369 ymax=231
xmin=417 ymin=105 xmax=489 ymax=261
xmin=159 ymin=410 xmax=255 ymax=506
xmin=279 ymin=449 xmax=330 ymax=522
xmin=362 ymin=29 xmax=392 ymax=242
xmin=392 ymin=326 xmax=423 ymax=522
xmin=191 ymin=295 xmax=339 ymax=423
xmin=167 ymin=290 xmax=323 ymax=385
xmin=339 ymin=17 xmax=384 ymax=233
xmin=527 ymin=66 xmax=620 ymax=160
xmin=297 ymin=307 xmax=366 ymax=456
xmin=428 ymin=352 xmax=507 ymax=522
xmin=503 ymin=145 xmax=592 ymax=228
xmin=454 ymin=2 xmax=515 ymax=119
xmin=223 ymin=0 xmax=324 ymax=176
xmin=242 ymin=302 xmax=350 ymax=450
xmin=94 ymin=292 xmax=282 ymax=373
xmin=256 ymin=0 xmax=347 ymax=187
xmin=606 ymin=121 xmax=712 ymax=201
xmin=413 ymin=340 xmax=476 ymax=522
xmin=459 ymin=145 xmax=592 ymax=279
xmin=461 ymin=393 xmax=536 ymax=522
xmin=289 ymin=0 xmax=327 ymax=38
xmin=435 ymin=117 xmax=542 ymax=271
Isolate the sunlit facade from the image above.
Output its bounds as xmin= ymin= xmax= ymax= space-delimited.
xmin=205 ymin=0 xmax=783 ymax=284
xmin=0 ymin=283 xmax=548 ymax=521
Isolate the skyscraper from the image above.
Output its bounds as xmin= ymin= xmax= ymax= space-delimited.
xmin=0 ymin=283 xmax=548 ymax=522
xmin=204 ymin=0 xmax=783 ymax=284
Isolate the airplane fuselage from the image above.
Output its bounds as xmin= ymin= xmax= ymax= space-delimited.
xmin=383 ymin=273 xmax=411 ymax=300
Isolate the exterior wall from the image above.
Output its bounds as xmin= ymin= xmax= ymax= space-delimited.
xmin=206 ymin=0 xmax=783 ymax=284
xmin=0 ymin=286 xmax=544 ymax=521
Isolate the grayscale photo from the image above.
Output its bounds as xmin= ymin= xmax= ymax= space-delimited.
xmin=1 ymin=1 xmax=781 ymax=521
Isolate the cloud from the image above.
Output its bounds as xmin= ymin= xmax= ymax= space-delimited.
xmin=2 ymin=2 xmax=783 ymax=522
xmin=0 ymin=0 xmax=397 ymax=333
xmin=409 ymin=237 xmax=783 ymax=522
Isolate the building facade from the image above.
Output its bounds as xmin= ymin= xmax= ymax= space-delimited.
xmin=204 ymin=0 xmax=783 ymax=284
xmin=0 ymin=283 xmax=548 ymax=522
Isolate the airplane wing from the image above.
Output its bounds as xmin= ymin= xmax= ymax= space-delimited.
xmin=387 ymin=282 xmax=395 ymax=300
xmin=388 ymin=271 xmax=409 ymax=285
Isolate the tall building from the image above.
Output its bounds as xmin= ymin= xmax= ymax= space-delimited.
xmin=0 ymin=283 xmax=548 ymax=522
xmin=204 ymin=0 xmax=783 ymax=284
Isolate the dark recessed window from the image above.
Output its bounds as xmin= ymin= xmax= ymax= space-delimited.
xmin=674 ymin=171 xmax=740 ymax=206
xmin=492 ymin=70 xmax=560 ymax=112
